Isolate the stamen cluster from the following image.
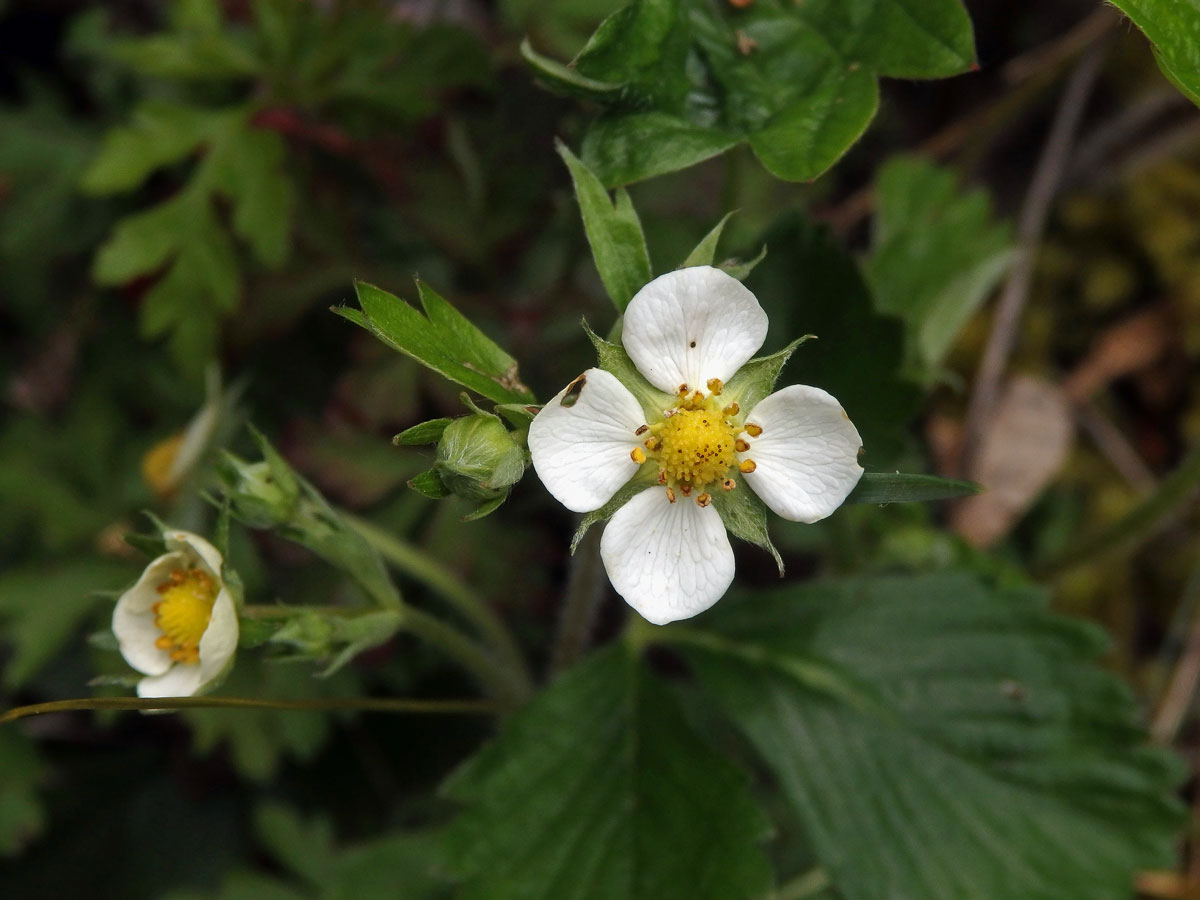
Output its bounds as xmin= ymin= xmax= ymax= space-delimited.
xmin=628 ymin=378 xmax=762 ymax=507
xmin=152 ymin=567 xmax=217 ymax=665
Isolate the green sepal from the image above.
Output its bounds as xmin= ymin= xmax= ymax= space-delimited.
xmin=463 ymin=493 xmax=508 ymax=522
xmin=123 ymin=530 xmax=169 ymax=559
xmin=393 ymin=418 xmax=453 ymax=446
xmin=558 ymin=140 xmax=652 ymax=312
xmin=520 ymin=38 xmax=625 ymax=102
xmin=711 ymin=484 xmax=784 ymax=576
xmin=720 ymin=244 xmax=768 ymax=281
xmin=845 ymin=472 xmax=983 ymax=505
xmin=583 ymin=321 xmax=672 ymax=418
xmin=409 ymin=469 xmax=451 ymax=499
xmin=238 ymin=617 xmax=284 ymax=649
xmin=495 ymin=403 xmax=538 ymax=431
xmin=570 ymin=470 xmax=658 ymax=554
xmin=318 ymin=610 xmax=404 ymax=678
xmin=681 ymin=211 xmax=736 ymax=268
xmin=724 ymin=335 xmax=816 ymax=412
xmin=86 ymin=630 xmax=120 ymax=652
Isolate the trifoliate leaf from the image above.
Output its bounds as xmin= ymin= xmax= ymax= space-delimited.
xmin=678 ymin=573 xmax=1184 ymax=900
xmin=531 ymin=0 xmax=976 ymax=186
xmin=342 ymin=281 xmax=534 ymax=406
xmin=442 ymin=644 xmax=773 ymax=899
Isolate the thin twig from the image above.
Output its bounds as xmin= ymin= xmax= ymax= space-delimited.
xmin=0 ymin=695 xmax=500 ymax=726
xmin=1152 ymin=559 xmax=1200 ymax=743
xmin=1073 ymin=401 xmax=1156 ymax=492
xmin=958 ymin=42 xmax=1109 ymax=476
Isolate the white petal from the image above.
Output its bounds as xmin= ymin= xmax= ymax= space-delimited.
xmin=740 ymin=385 xmax=864 ymax=523
xmin=600 ymin=486 xmax=735 ymax=625
xmin=165 ymin=530 xmax=223 ymax=578
xmin=137 ymin=663 xmax=204 ymax=699
xmin=198 ymin=587 xmax=239 ymax=689
xmin=528 ymin=367 xmax=647 ymax=513
xmin=623 ymin=266 xmax=768 ymax=395
xmin=112 ymin=551 xmax=187 ymax=677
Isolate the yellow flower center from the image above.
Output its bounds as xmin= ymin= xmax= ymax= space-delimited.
xmin=655 ymin=406 xmax=736 ymax=487
xmin=152 ymin=568 xmax=217 ymax=665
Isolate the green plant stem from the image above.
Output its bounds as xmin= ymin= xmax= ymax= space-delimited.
xmin=1038 ymin=442 xmax=1200 ymax=576
xmin=400 ymin=606 xmax=530 ymax=709
xmin=341 ymin=510 xmax=531 ymax=691
xmin=0 ymin=695 xmax=499 ymax=726
xmin=550 ymin=527 xmax=605 ymax=676
xmin=242 ymin=604 xmax=355 ymax=619
xmin=767 ymin=868 xmax=831 ymax=900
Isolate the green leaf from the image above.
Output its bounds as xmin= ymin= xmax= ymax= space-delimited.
xmin=442 ymin=644 xmax=773 ymax=898
xmin=537 ymin=0 xmax=975 ymax=185
xmin=0 ymin=731 xmax=45 ymax=857
xmin=208 ymin=124 xmax=295 ymax=267
xmin=677 ymin=574 xmax=1184 ymax=900
xmin=744 ymin=214 xmax=921 ymax=465
xmin=845 ymin=472 xmax=982 ymax=505
xmin=393 ymin=418 xmax=453 ymax=446
xmin=681 ymin=211 xmax=736 ymax=268
xmin=347 ymin=281 xmax=535 ymax=406
xmin=863 ymin=156 xmax=1013 ymax=381
xmin=558 ymin=141 xmax=652 ymax=312
xmin=79 ymin=101 xmax=217 ymax=194
xmin=254 ymin=803 xmax=336 ymax=888
xmin=1110 ymin=1 xmax=1200 ymax=106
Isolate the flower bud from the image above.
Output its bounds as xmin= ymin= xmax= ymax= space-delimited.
xmin=216 ymin=454 xmax=299 ymax=528
xmin=434 ymin=414 xmax=527 ymax=502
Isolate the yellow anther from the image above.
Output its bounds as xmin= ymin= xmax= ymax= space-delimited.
xmin=707 ymin=378 xmax=724 ymax=396
xmin=657 ymin=469 xmax=668 ymax=485
xmin=677 ymin=384 xmax=689 ymax=396
xmin=723 ymin=402 xmax=740 ymax=416
xmin=723 ymin=478 xmax=736 ymax=491
xmin=635 ymin=424 xmax=649 ymax=436
xmin=644 ymin=435 xmax=661 ymax=451
xmin=152 ymin=567 xmax=217 ymax=666
xmin=680 ymin=483 xmax=692 ymax=496
xmin=739 ymin=459 xmax=757 ymax=474
xmin=691 ymin=390 xmax=705 ymax=406
xmin=696 ymin=492 xmax=712 ymax=507
xmin=666 ymin=487 xmax=677 ymax=503
xmin=744 ymin=423 xmax=763 ymax=437
xmin=735 ymin=438 xmax=750 ymax=453
xmin=631 ymin=447 xmax=646 ymax=464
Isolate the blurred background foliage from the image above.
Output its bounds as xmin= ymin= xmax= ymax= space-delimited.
xmin=3 ymin=0 xmax=1200 ymax=897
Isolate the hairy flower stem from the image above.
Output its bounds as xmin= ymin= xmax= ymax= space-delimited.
xmin=550 ymin=527 xmax=606 ymax=677
xmin=341 ymin=510 xmax=532 ymax=694
xmin=0 ymin=695 xmax=499 ymax=726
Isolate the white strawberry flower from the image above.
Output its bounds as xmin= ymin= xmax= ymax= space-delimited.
xmin=112 ymin=530 xmax=239 ymax=698
xmin=529 ymin=266 xmax=863 ymax=625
